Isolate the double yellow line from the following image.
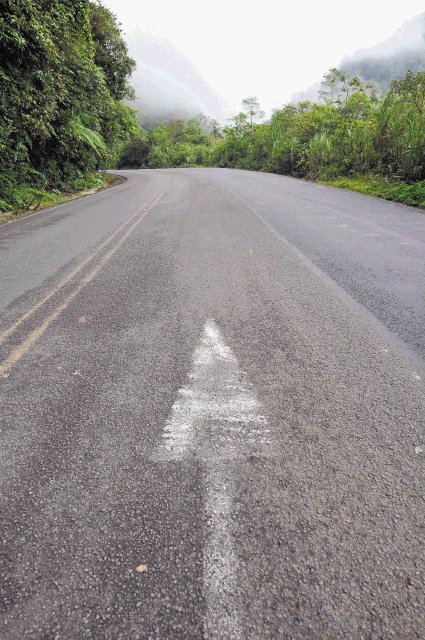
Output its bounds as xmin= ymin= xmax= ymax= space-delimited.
xmin=0 ymin=187 xmax=166 ymax=377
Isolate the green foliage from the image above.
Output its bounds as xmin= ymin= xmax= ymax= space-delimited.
xmin=389 ymin=181 xmax=425 ymax=207
xmin=0 ymin=0 xmax=139 ymax=203
xmin=374 ymin=74 xmax=425 ymax=180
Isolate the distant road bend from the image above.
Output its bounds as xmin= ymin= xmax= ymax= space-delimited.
xmin=1 ymin=168 xmax=424 ymax=639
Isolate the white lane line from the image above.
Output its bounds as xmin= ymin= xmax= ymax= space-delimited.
xmin=204 ymin=468 xmax=243 ymax=640
xmin=157 ymin=319 xmax=271 ymax=639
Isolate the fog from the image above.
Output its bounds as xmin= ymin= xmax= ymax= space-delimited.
xmin=128 ymin=33 xmax=225 ymax=128
xmin=347 ymin=11 xmax=425 ymax=60
xmin=102 ymin=0 xmax=425 ymax=122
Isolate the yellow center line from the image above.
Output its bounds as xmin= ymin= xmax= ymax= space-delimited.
xmin=0 ymin=187 xmax=166 ymax=377
xmin=0 ymin=189 xmax=163 ymax=346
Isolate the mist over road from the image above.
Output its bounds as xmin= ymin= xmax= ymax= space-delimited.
xmin=1 ymin=169 xmax=424 ymax=638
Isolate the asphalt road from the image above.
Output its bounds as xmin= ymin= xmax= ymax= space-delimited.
xmin=1 ymin=168 xmax=424 ymax=639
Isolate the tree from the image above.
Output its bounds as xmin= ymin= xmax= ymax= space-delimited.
xmin=209 ymin=119 xmax=222 ymax=138
xmin=390 ymin=70 xmax=425 ymax=114
xmin=118 ymin=137 xmax=151 ymax=168
xmin=89 ymin=2 xmax=136 ymax=100
xmin=197 ymin=114 xmax=222 ymax=138
xmin=227 ymin=112 xmax=250 ymax=137
xmin=241 ymin=97 xmax=265 ymax=126
xmin=319 ymin=68 xmax=376 ymax=105
xmin=181 ymin=119 xmax=209 ymax=145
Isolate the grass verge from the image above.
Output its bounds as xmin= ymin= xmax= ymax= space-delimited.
xmin=0 ymin=172 xmax=125 ymax=223
xmin=320 ymin=175 xmax=425 ymax=210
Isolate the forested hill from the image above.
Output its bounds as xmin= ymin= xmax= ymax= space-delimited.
xmin=0 ymin=1 xmax=139 ymax=212
xmin=341 ymin=12 xmax=425 ymax=89
xmin=292 ymin=13 xmax=425 ymax=104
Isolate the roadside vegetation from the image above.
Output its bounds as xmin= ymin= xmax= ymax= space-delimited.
xmin=0 ymin=174 xmax=123 ymax=224
xmin=320 ymin=176 xmax=425 ymax=209
xmin=0 ymin=1 xmax=138 ymax=213
xmin=2 ymin=2 xmax=425 ymax=212
xmin=118 ymin=116 xmax=222 ymax=170
xmin=120 ymin=69 xmax=425 ymax=209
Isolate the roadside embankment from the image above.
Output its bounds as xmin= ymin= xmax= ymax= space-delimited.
xmin=0 ymin=173 xmax=125 ymax=223
xmin=320 ymin=175 xmax=425 ymax=210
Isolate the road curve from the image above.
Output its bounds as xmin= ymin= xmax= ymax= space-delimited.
xmin=1 ymin=168 xmax=424 ymax=639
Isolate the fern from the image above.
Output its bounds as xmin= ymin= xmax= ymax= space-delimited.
xmin=70 ymin=119 xmax=106 ymax=156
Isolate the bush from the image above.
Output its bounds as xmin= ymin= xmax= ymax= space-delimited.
xmin=118 ymin=137 xmax=151 ymax=168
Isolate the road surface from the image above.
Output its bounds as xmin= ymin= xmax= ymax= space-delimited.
xmin=1 ymin=168 xmax=424 ymax=639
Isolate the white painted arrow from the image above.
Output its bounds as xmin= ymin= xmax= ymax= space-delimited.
xmin=157 ymin=319 xmax=272 ymax=639
xmin=159 ymin=318 xmax=270 ymax=461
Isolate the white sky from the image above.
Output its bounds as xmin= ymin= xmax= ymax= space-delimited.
xmin=103 ymin=0 xmax=425 ymax=116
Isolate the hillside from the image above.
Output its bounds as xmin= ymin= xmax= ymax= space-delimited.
xmin=341 ymin=12 xmax=425 ymax=88
xmin=292 ymin=12 xmax=425 ymax=103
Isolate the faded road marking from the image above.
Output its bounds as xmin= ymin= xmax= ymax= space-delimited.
xmin=157 ymin=319 xmax=271 ymax=639
xmin=0 ymin=188 xmax=166 ymax=377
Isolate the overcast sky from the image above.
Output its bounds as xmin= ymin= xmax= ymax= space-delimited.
xmin=103 ymin=0 xmax=425 ymax=117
